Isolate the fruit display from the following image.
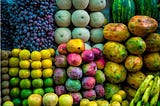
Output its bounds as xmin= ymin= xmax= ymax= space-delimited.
xmin=1 ymin=0 xmax=160 ymax=106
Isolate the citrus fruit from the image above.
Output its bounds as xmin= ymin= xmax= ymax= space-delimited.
xmin=110 ymin=101 xmax=121 ymax=106
xmin=117 ymin=90 xmax=127 ymax=100
xmin=19 ymin=69 xmax=30 ymax=79
xmin=31 ymin=61 xmax=41 ymax=69
xmin=43 ymin=93 xmax=58 ymax=106
xmin=33 ymin=88 xmax=44 ymax=96
xmin=41 ymin=59 xmax=52 ymax=68
xmin=22 ymin=99 xmax=28 ymax=106
xmin=44 ymin=87 xmax=54 ymax=93
xmin=44 ymin=78 xmax=54 ymax=87
xmin=11 ymin=48 xmax=21 ymax=57
xmin=10 ymin=87 xmax=20 ymax=98
xmin=98 ymin=100 xmax=110 ymax=106
xmin=40 ymin=49 xmax=51 ymax=59
xmin=42 ymin=68 xmax=53 ymax=78
xmin=28 ymin=94 xmax=42 ymax=106
xmin=111 ymin=94 xmax=122 ymax=103
xmin=32 ymin=78 xmax=43 ymax=88
xmin=48 ymin=48 xmax=55 ymax=56
xmin=10 ymin=77 xmax=20 ymax=87
xmin=31 ymin=51 xmax=41 ymax=61
xmin=121 ymin=100 xmax=129 ymax=106
xmin=12 ymin=98 xmax=22 ymax=106
xmin=87 ymin=101 xmax=98 ymax=106
xmin=19 ymin=49 xmax=30 ymax=60
xmin=9 ymin=57 xmax=19 ymax=67
xmin=2 ymin=101 xmax=14 ymax=106
xmin=31 ymin=69 xmax=42 ymax=78
xmin=20 ymin=79 xmax=31 ymax=89
xmin=19 ymin=60 xmax=30 ymax=69
xmin=20 ymin=89 xmax=32 ymax=99
xmin=59 ymin=94 xmax=73 ymax=106
xmin=80 ymin=99 xmax=90 ymax=106
xmin=9 ymin=68 xmax=19 ymax=77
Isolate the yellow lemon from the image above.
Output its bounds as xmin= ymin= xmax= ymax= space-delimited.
xmin=41 ymin=59 xmax=52 ymax=68
xmin=31 ymin=69 xmax=42 ymax=79
xmin=40 ymin=49 xmax=51 ymax=59
xmin=31 ymin=61 xmax=41 ymax=69
xmin=42 ymin=68 xmax=53 ymax=78
xmin=31 ymin=51 xmax=41 ymax=61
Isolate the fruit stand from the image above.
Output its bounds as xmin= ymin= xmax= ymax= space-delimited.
xmin=1 ymin=0 xmax=160 ymax=106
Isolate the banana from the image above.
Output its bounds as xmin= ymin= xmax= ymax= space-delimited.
xmin=133 ymin=88 xmax=141 ymax=103
xmin=129 ymin=99 xmax=135 ymax=106
xmin=136 ymin=100 xmax=142 ymax=106
xmin=150 ymin=76 xmax=159 ymax=96
xmin=139 ymin=75 xmax=154 ymax=94
xmin=141 ymin=80 xmax=153 ymax=104
xmin=150 ymin=90 xmax=159 ymax=106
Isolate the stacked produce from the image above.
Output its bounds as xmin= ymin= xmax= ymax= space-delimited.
xmin=1 ymin=50 xmax=11 ymax=103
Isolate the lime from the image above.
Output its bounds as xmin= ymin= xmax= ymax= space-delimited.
xmin=12 ymin=98 xmax=22 ymax=106
xmin=9 ymin=57 xmax=19 ymax=67
xmin=11 ymin=48 xmax=21 ymax=57
xmin=28 ymin=94 xmax=42 ymax=106
xmin=33 ymin=88 xmax=44 ymax=96
xmin=10 ymin=87 xmax=20 ymax=98
xmin=19 ymin=69 xmax=30 ymax=79
xmin=41 ymin=59 xmax=52 ymax=68
xmin=59 ymin=94 xmax=73 ymax=106
xmin=31 ymin=61 xmax=41 ymax=69
xmin=20 ymin=89 xmax=32 ymax=99
xmin=19 ymin=49 xmax=30 ymax=60
xmin=117 ymin=90 xmax=127 ymax=100
xmin=42 ymin=68 xmax=53 ymax=78
xmin=31 ymin=51 xmax=41 ymax=61
xmin=40 ymin=49 xmax=51 ymax=59
xmin=19 ymin=60 xmax=30 ymax=69
xmin=9 ymin=68 xmax=19 ymax=77
xmin=87 ymin=101 xmax=98 ymax=106
xmin=48 ymin=48 xmax=55 ymax=56
xmin=32 ymin=78 xmax=43 ymax=88
xmin=22 ymin=99 xmax=28 ymax=106
xmin=2 ymin=101 xmax=14 ymax=106
xmin=31 ymin=69 xmax=42 ymax=78
xmin=10 ymin=77 xmax=20 ymax=87
xmin=44 ymin=87 xmax=54 ymax=93
xmin=44 ymin=78 xmax=54 ymax=87
xmin=20 ymin=79 xmax=31 ymax=89
xmin=80 ymin=99 xmax=90 ymax=106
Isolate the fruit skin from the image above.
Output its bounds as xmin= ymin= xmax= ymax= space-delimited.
xmin=134 ymin=0 xmax=159 ymax=19
xmin=40 ymin=49 xmax=51 ymax=59
xmin=93 ymin=43 xmax=104 ymax=51
xmin=53 ymin=68 xmax=67 ymax=85
xmin=65 ymin=78 xmax=81 ymax=92
xmin=87 ymin=101 xmax=98 ymax=106
xmin=103 ymin=41 xmax=128 ymax=63
xmin=28 ymin=94 xmax=42 ymax=106
xmin=41 ymin=59 xmax=52 ymax=68
xmin=88 ymin=0 xmax=106 ymax=11
xmin=95 ymin=70 xmax=106 ymax=84
xmin=31 ymin=51 xmax=41 ymax=61
xmin=82 ymin=61 xmax=97 ymax=76
xmin=124 ymin=55 xmax=143 ymax=72
xmin=95 ymin=57 xmax=106 ymax=70
xmin=104 ymin=82 xmax=121 ymax=100
xmin=56 ymin=0 xmax=71 ymax=9
xmin=54 ymin=55 xmax=67 ymax=67
xmin=72 ymin=0 xmax=89 ymax=9
xmin=1 ymin=67 xmax=9 ymax=74
xmin=19 ymin=60 xmax=30 ymax=69
xmin=104 ymin=61 xmax=127 ymax=84
xmin=2 ymin=101 xmax=14 ymax=106
xmin=59 ymin=94 xmax=73 ymax=106
xmin=2 ymin=88 xmax=10 ymax=96
xmin=9 ymin=57 xmax=19 ymax=67
xmin=2 ymin=74 xmax=10 ymax=81
xmin=31 ymin=61 xmax=41 ymax=69
xmin=42 ymin=93 xmax=58 ymax=106
xmin=57 ymin=43 xmax=68 ymax=55
xmin=145 ymin=33 xmax=160 ymax=52
xmin=91 ymin=48 xmax=103 ymax=59
xmin=144 ymin=52 xmax=160 ymax=71
xmin=71 ymin=10 xmax=90 ymax=27
xmin=126 ymin=37 xmax=146 ymax=55
xmin=67 ymin=53 xmax=82 ymax=66
xmin=70 ymin=92 xmax=82 ymax=105
xmin=55 ymin=10 xmax=71 ymax=27
xmin=11 ymin=49 xmax=21 ymax=57
xmin=81 ymin=50 xmax=95 ymax=63
xmin=67 ymin=66 xmax=83 ymax=79
xmin=19 ymin=49 xmax=30 ymax=60
xmin=82 ymin=89 xmax=96 ymax=100
xmin=111 ymin=0 xmax=135 ymax=23
xmin=67 ymin=39 xmax=85 ymax=53
xmin=2 ymin=81 xmax=9 ymax=89
xmin=82 ymin=77 xmax=96 ymax=90
xmin=2 ymin=96 xmax=11 ymax=103
xmin=20 ymin=89 xmax=32 ymax=99
xmin=95 ymin=84 xmax=105 ymax=98
xmin=19 ymin=69 xmax=30 ymax=79
xmin=55 ymin=85 xmax=67 ymax=96
xmin=111 ymin=94 xmax=122 ymax=103
xmin=90 ymin=28 xmax=104 ymax=43
xmin=80 ymin=99 xmax=90 ymax=106
xmin=103 ymin=23 xmax=130 ymax=42
xmin=126 ymin=71 xmax=146 ymax=89
xmin=128 ymin=15 xmax=158 ymax=37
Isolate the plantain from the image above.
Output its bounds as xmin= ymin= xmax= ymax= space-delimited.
xmin=150 ymin=90 xmax=159 ymax=106
xmin=141 ymin=80 xmax=153 ymax=104
xmin=136 ymin=100 xmax=142 ymax=106
xmin=133 ymin=87 xmax=141 ymax=103
xmin=129 ymin=99 xmax=135 ymax=106
xmin=150 ymin=76 xmax=159 ymax=96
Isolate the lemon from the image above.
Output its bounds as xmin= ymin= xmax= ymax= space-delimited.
xmin=2 ymin=101 xmax=14 ymax=106
xmin=19 ymin=49 xmax=30 ymax=60
xmin=31 ymin=61 xmax=41 ymax=69
xmin=110 ymin=101 xmax=121 ymax=106
xmin=111 ymin=94 xmax=122 ymax=103
xmin=19 ymin=69 xmax=30 ymax=78
xmin=32 ymin=78 xmax=43 ymax=88
xmin=87 ymin=101 xmax=98 ymax=106
xmin=9 ymin=68 xmax=19 ymax=77
xmin=28 ymin=94 xmax=42 ymax=106
xmin=80 ymin=99 xmax=90 ymax=106
xmin=31 ymin=51 xmax=41 ymax=61
xmin=19 ymin=60 xmax=30 ymax=69
xmin=40 ymin=49 xmax=51 ymax=59
xmin=59 ymin=94 xmax=73 ymax=106
xmin=117 ymin=90 xmax=127 ymax=100
xmin=11 ymin=48 xmax=21 ymax=57
xmin=48 ymin=48 xmax=55 ymax=56
xmin=42 ymin=68 xmax=53 ymax=78
xmin=41 ymin=59 xmax=52 ymax=68
xmin=31 ymin=69 xmax=42 ymax=78
xmin=99 ymin=100 xmax=110 ymax=106
xmin=20 ymin=79 xmax=31 ymax=89
xmin=9 ymin=57 xmax=19 ymax=67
